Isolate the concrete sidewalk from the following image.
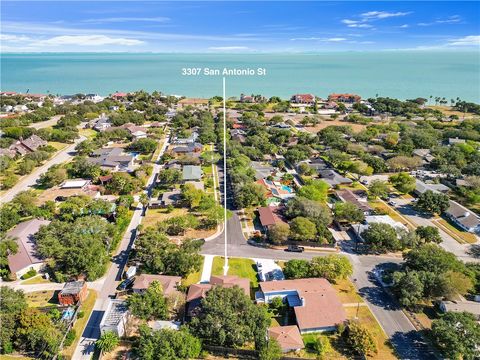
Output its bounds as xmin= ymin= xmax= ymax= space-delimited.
xmin=200 ymin=255 xmax=215 ymax=283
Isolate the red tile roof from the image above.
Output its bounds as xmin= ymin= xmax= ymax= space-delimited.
xmin=258 ymin=206 xmax=282 ymax=227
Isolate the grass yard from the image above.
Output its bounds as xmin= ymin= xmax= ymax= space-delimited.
xmin=78 ymin=128 xmax=97 ymax=140
xmin=211 ymin=257 xmax=258 ymax=288
xmin=0 ymin=355 xmax=34 ymax=360
xmin=26 ymin=290 xmax=58 ymax=308
xmin=344 ymin=306 xmax=396 ymax=359
xmin=61 ymin=290 xmax=97 ymax=359
xmin=21 ymin=275 xmax=52 ymax=285
xmin=435 ymin=218 xmax=478 ymax=244
xmin=142 ymin=207 xmax=188 ymax=228
xmin=182 ymin=256 xmax=204 ymax=287
xmin=47 ymin=141 xmax=69 ymax=151
xmin=332 ymin=279 xmax=364 ymax=304
xmin=300 ymin=333 xmax=345 ymax=359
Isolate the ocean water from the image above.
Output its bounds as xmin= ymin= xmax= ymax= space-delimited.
xmin=1 ymin=52 xmax=479 ymax=102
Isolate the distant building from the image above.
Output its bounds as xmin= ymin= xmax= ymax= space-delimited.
xmin=111 ymin=92 xmax=128 ymax=100
xmin=93 ymin=115 xmax=111 ymax=131
xmin=290 ymin=94 xmax=315 ymax=105
xmin=150 ymin=189 xmax=182 ymax=208
xmin=328 ymin=93 xmax=361 ymax=103
xmin=58 ymin=281 xmax=88 ymax=306
xmin=448 ymin=137 xmax=466 ymax=145
xmin=7 ymin=219 xmax=50 ymax=278
xmin=268 ymin=326 xmax=304 ymax=353
xmin=257 ymin=278 xmax=346 ymax=333
xmin=99 ymin=299 xmax=130 ymax=337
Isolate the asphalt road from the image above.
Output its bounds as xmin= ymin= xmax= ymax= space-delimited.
xmin=28 ymin=114 xmax=63 ymax=130
xmin=0 ymin=135 xmax=86 ymax=204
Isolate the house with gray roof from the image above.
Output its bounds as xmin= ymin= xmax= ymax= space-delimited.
xmin=318 ymin=169 xmax=352 ymax=187
xmin=445 ymin=201 xmax=480 ymax=233
xmin=251 ymin=161 xmax=274 ymax=180
xmin=99 ymin=299 xmax=130 ymax=337
xmin=7 ymin=219 xmax=50 ymax=278
xmin=88 ymin=147 xmax=135 ymax=172
xmin=182 ymin=165 xmax=202 ymax=181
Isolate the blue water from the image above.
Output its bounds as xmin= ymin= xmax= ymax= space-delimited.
xmin=1 ymin=52 xmax=479 ymax=101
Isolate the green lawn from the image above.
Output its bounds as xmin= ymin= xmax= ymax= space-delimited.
xmin=26 ymin=290 xmax=58 ymax=308
xmin=21 ymin=275 xmax=52 ymax=285
xmin=211 ymin=257 xmax=258 ymax=288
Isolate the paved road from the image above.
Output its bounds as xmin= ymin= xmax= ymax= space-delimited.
xmin=393 ymin=197 xmax=478 ymax=262
xmin=0 ymin=135 xmax=86 ymax=204
xmin=28 ymin=115 xmax=63 ymax=130
xmin=72 ymin=134 xmax=170 ymax=360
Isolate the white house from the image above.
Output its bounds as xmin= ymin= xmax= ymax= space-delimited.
xmin=99 ymin=299 xmax=130 ymax=337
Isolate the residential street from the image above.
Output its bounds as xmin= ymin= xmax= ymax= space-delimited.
xmin=28 ymin=114 xmax=63 ymax=130
xmin=0 ymin=135 xmax=86 ymax=204
xmin=72 ymin=134 xmax=170 ymax=360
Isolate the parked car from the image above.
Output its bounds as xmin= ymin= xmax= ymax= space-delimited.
xmin=387 ymin=200 xmax=396 ymax=206
xmin=123 ymin=266 xmax=137 ymax=279
xmin=285 ymin=245 xmax=305 ymax=253
xmin=117 ymin=277 xmax=135 ymax=291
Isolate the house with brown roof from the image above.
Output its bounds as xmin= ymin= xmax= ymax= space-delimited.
xmin=335 ymin=189 xmax=372 ymax=215
xmin=268 ymin=326 xmax=305 ymax=353
xmin=186 ymin=275 xmax=250 ymax=317
xmin=290 ymin=94 xmax=315 ymax=105
xmin=9 ymin=135 xmax=47 ymax=156
xmin=258 ymin=206 xmax=285 ymax=232
xmin=328 ymin=93 xmax=361 ymax=103
xmin=132 ymin=274 xmax=181 ymax=296
xmin=7 ymin=219 xmax=50 ymax=278
xmin=257 ymin=278 xmax=346 ymax=333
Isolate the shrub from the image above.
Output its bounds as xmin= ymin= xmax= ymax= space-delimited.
xmin=20 ymin=268 xmax=37 ymax=280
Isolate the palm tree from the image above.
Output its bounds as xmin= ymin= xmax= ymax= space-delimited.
xmin=96 ymin=331 xmax=119 ymax=353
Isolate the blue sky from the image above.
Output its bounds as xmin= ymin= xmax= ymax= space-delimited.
xmin=1 ymin=1 xmax=479 ymax=52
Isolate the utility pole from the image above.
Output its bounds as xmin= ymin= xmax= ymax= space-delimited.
xmin=223 ymin=77 xmax=229 ymax=276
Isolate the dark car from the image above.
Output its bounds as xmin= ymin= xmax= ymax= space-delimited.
xmin=285 ymin=245 xmax=305 ymax=253
xmin=116 ymin=277 xmax=135 ymax=291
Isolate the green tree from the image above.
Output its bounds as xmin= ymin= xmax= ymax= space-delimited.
xmin=334 ymin=202 xmax=365 ymax=224
xmin=389 ymin=172 xmax=416 ymax=194
xmin=0 ymin=234 xmax=18 ymax=269
xmin=38 ymin=165 xmax=67 ymax=188
xmin=268 ymin=223 xmax=290 ymax=244
xmin=283 ymin=259 xmax=310 ymax=279
xmin=189 ymin=286 xmax=271 ymax=349
xmin=135 ymin=326 xmax=201 ymax=360
xmin=368 ymin=180 xmax=389 ymax=199
xmin=415 ymin=226 xmax=442 ymax=244
xmin=127 ymin=281 xmax=168 ymax=320
xmin=361 ymin=222 xmax=400 ymax=253
xmin=0 ymin=287 xmax=27 ymax=354
xmin=308 ymin=255 xmax=353 ymax=283
xmin=96 ymin=331 xmax=119 ymax=353
xmin=181 ymin=183 xmax=204 ymax=209
xmin=259 ymin=339 xmax=282 ymax=360
xmin=200 ymin=151 xmax=221 ymax=164
xmin=157 ymin=168 xmax=182 ymax=187
xmin=235 ymin=183 xmax=266 ymax=208
xmin=285 ymin=197 xmax=332 ymax=227
xmin=344 ymin=321 xmax=377 ymax=356
xmin=392 ymin=271 xmax=424 ymax=309
xmin=415 ymin=190 xmax=450 ymax=214
xmin=289 ymin=217 xmax=317 ymax=241
xmin=16 ymin=308 xmax=62 ymax=358
xmin=297 ymin=180 xmax=329 ymax=202
xmin=106 ymin=172 xmax=143 ymax=195
xmin=431 ymin=312 xmax=480 ymax=360
xmin=128 ymin=138 xmax=157 ymax=154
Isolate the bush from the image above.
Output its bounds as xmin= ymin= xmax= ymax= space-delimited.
xmin=64 ymin=329 xmax=76 ymax=347
xmin=20 ymin=268 xmax=37 ymax=280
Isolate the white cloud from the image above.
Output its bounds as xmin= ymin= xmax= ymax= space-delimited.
xmin=83 ymin=17 xmax=170 ymax=24
xmin=290 ymin=37 xmax=347 ymax=42
xmin=33 ymin=35 xmax=145 ymax=47
xmin=447 ymin=35 xmax=480 ymax=46
xmin=0 ymin=34 xmax=31 ymax=42
xmin=208 ymin=46 xmax=249 ymax=51
xmin=418 ymin=15 xmax=462 ymax=26
xmin=399 ymin=24 xmax=409 ymax=28
xmin=361 ymin=11 xmax=411 ymax=20
xmin=347 ymin=23 xmax=374 ymax=29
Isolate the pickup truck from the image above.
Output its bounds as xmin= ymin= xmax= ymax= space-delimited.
xmin=285 ymin=245 xmax=305 ymax=253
